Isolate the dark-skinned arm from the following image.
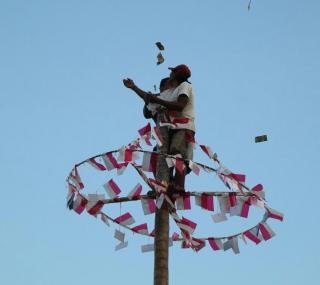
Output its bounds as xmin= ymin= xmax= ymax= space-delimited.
xmin=123 ymin=78 xmax=159 ymax=103
xmin=148 ymin=94 xmax=189 ymax=112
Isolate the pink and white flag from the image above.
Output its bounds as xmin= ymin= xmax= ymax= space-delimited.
xmin=73 ymin=195 xmax=87 ymax=215
xmin=87 ymin=157 xmax=107 ymax=171
xmin=244 ymin=227 xmax=262 ymax=244
xmin=148 ymin=178 xmax=167 ymax=193
xmin=149 ymin=229 xmax=155 ymax=237
xmin=229 ymin=173 xmax=246 ymax=183
xmin=69 ymin=167 xmax=84 ymax=190
xmin=103 ymin=179 xmax=121 ymax=198
xmin=252 ymin=183 xmax=263 ymax=192
xmin=240 ymin=198 xmax=251 ymax=218
xmin=199 ymin=144 xmax=215 ymax=159
xmin=176 ymin=195 xmax=191 ymax=210
xmin=195 ymin=194 xmax=214 ymax=211
xmin=172 ymin=232 xmax=180 ymax=241
xmin=100 ymin=213 xmax=110 ymax=226
xmin=218 ymin=196 xmax=230 ymax=213
xmin=138 ymin=122 xmax=151 ymax=137
xmin=259 ymin=222 xmax=276 ymax=241
xmin=142 ymin=152 xmax=158 ymax=173
xmin=228 ymin=192 xmax=237 ymax=207
xmin=116 ymin=162 xmax=128 ymax=176
xmin=176 ymin=216 xmax=197 ymax=234
xmin=152 ymin=126 xmax=164 ymax=146
xmin=188 ymin=160 xmax=201 ymax=176
xmin=223 ymin=237 xmax=240 ymax=254
xmin=208 ymin=238 xmax=223 ymax=251
xmin=114 ymin=212 xmax=135 ymax=226
xmin=174 ymin=155 xmax=186 ymax=174
xmin=266 ymin=206 xmax=284 ymax=221
xmin=141 ymin=198 xmax=156 ymax=215
xmin=102 ymin=152 xmax=119 ymax=171
xmin=114 ymin=229 xmax=125 ymax=242
xmin=191 ymin=237 xmax=206 ymax=252
xmin=127 ymin=183 xmax=142 ymax=199
xmin=131 ymin=223 xmax=149 ymax=235
xmin=86 ymin=200 xmax=104 ymax=215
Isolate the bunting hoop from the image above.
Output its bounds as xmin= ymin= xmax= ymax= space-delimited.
xmin=66 ymin=122 xmax=283 ymax=254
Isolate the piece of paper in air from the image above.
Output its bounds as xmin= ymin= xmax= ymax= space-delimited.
xmin=212 ymin=213 xmax=228 ymax=223
xmin=255 ymin=134 xmax=268 ymax=143
xmin=115 ymin=241 xmax=128 ymax=251
xmin=155 ymin=42 xmax=165 ymax=50
xmin=157 ymin=52 xmax=164 ymax=65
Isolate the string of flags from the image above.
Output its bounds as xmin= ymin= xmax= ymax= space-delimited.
xmin=66 ymin=121 xmax=284 ymax=254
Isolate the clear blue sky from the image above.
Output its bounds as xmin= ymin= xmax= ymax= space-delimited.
xmin=1 ymin=0 xmax=319 ymax=284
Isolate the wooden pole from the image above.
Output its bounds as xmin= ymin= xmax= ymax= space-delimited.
xmin=154 ymin=126 xmax=170 ymax=285
xmin=154 ymin=201 xmax=169 ymax=285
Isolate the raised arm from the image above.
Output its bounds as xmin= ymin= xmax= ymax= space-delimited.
xmin=123 ymin=78 xmax=159 ymax=103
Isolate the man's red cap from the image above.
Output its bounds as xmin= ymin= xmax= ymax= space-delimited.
xmin=168 ymin=64 xmax=191 ymax=79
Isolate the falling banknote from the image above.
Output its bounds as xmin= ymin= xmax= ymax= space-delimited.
xmin=255 ymin=135 xmax=268 ymax=143
xmin=157 ymin=52 xmax=164 ymax=65
xmin=155 ymin=41 xmax=165 ymax=50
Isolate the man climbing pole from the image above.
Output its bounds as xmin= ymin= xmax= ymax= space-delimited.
xmin=123 ymin=64 xmax=196 ymax=194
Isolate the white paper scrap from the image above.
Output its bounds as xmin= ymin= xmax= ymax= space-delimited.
xmin=141 ymin=243 xmax=154 ymax=253
xmin=115 ymin=241 xmax=128 ymax=251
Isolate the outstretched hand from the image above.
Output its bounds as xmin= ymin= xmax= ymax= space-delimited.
xmin=123 ymin=78 xmax=136 ymax=89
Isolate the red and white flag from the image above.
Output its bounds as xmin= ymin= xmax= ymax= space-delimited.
xmin=102 ymin=152 xmax=119 ymax=171
xmin=148 ymin=178 xmax=167 ymax=193
xmin=100 ymin=213 xmax=110 ymax=226
xmin=228 ymin=192 xmax=237 ymax=207
xmin=172 ymin=232 xmax=180 ymax=241
xmin=142 ymin=152 xmax=158 ymax=173
xmin=176 ymin=216 xmax=197 ymax=234
xmin=141 ymin=198 xmax=156 ymax=215
xmin=114 ymin=229 xmax=125 ymax=242
xmin=69 ymin=167 xmax=84 ymax=190
xmin=208 ymin=238 xmax=223 ymax=251
xmin=103 ymin=179 xmax=121 ymax=198
xmin=240 ymin=198 xmax=251 ymax=218
xmin=243 ymin=227 xmax=262 ymax=244
xmin=229 ymin=173 xmax=246 ymax=183
xmin=252 ymin=183 xmax=263 ymax=192
xmin=195 ymin=194 xmax=214 ymax=211
xmin=131 ymin=223 xmax=149 ymax=235
xmin=259 ymin=222 xmax=276 ymax=241
xmin=174 ymin=155 xmax=185 ymax=174
xmin=86 ymin=200 xmax=104 ymax=215
xmin=176 ymin=195 xmax=191 ymax=210
xmin=73 ymin=195 xmax=87 ymax=215
xmin=138 ymin=122 xmax=151 ymax=137
xmin=199 ymin=144 xmax=215 ymax=159
xmin=266 ymin=206 xmax=284 ymax=221
xmin=190 ymin=237 xmax=206 ymax=252
xmin=188 ymin=160 xmax=201 ymax=176
xmin=127 ymin=183 xmax=142 ymax=199
xmin=87 ymin=157 xmax=107 ymax=171
xmin=152 ymin=126 xmax=164 ymax=146
xmin=114 ymin=212 xmax=135 ymax=226
xmin=223 ymin=237 xmax=240 ymax=254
